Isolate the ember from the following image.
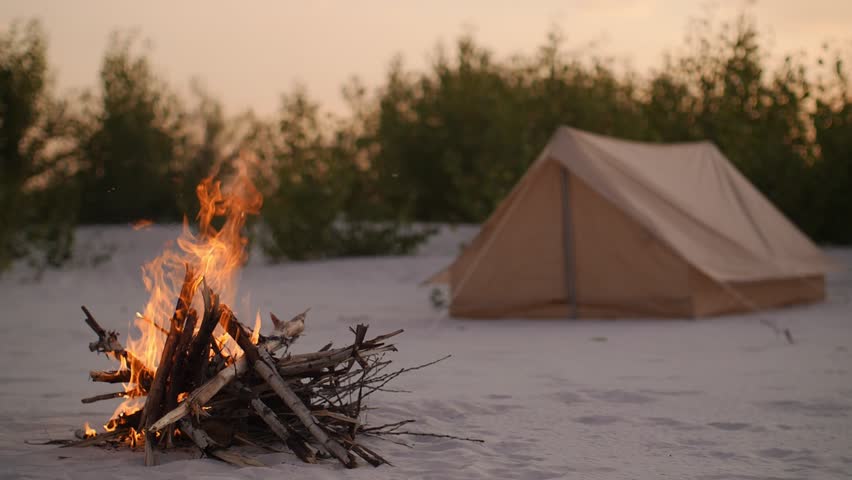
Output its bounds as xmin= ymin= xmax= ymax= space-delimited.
xmin=71 ymin=163 xmax=457 ymax=468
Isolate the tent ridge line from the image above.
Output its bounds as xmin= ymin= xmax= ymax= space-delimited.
xmin=561 ymin=131 xmax=779 ymax=279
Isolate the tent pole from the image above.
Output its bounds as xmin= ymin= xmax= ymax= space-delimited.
xmin=561 ymin=168 xmax=578 ymax=318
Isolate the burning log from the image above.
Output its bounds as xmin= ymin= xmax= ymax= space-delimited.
xmin=89 ymin=370 xmax=130 ymax=383
xmin=140 ymin=266 xmax=198 ymax=465
xmin=185 ymin=281 xmax=221 ymax=390
xmin=81 ymin=391 xmax=130 ymax=404
xmin=70 ymin=169 xmax=467 ymax=469
xmin=82 ymin=306 xmax=151 ymax=381
xmin=76 ymin=294 xmax=460 ymax=468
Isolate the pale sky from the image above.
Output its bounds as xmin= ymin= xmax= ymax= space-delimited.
xmin=2 ymin=1 xmax=851 ymax=115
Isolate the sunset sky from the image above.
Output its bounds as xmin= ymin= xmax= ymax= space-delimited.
xmin=2 ymin=1 xmax=851 ymax=115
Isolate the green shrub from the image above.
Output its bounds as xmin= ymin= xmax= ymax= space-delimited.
xmin=0 ymin=20 xmax=77 ymax=272
xmin=254 ymin=89 xmax=434 ymax=261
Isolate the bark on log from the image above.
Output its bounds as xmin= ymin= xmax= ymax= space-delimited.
xmin=149 ymin=356 xmax=248 ymax=433
xmin=185 ymin=282 xmax=220 ymax=389
xmin=140 ymin=266 xmax=197 ymax=466
xmin=164 ymin=307 xmax=198 ymax=416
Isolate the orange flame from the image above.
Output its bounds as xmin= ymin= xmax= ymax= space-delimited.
xmin=113 ymin=154 xmax=262 ymax=419
xmin=131 ymin=219 xmax=154 ymax=231
xmin=128 ymin=427 xmax=145 ymax=448
xmin=250 ymin=310 xmax=262 ymax=345
xmin=83 ymin=422 xmax=97 ymax=438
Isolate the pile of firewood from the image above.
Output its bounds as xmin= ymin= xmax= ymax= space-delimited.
xmin=73 ymin=266 xmax=450 ymax=468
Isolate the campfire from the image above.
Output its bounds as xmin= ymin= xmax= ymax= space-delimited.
xmin=71 ymin=164 xmax=452 ymax=467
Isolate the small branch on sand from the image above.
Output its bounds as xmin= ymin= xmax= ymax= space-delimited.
xmin=759 ymin=318 xmax=795 ymax=344
xmin=81 ymin=391 xmax=130 ymax=404
xmin=370 ymin=431 xmax=485 ymax=443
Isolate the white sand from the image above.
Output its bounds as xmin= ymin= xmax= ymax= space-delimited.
xmin=1 ymin=225 xmax=851 ymax=479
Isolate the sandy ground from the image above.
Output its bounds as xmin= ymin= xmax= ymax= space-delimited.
xmin=1 ymin=225 xmax=851 ymax=479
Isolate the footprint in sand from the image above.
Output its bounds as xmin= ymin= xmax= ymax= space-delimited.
xmin=645 ymin=417 xmax=705 ymax=431
xmin=707 ymin=422 xmax=751 ymax=431
xmin=574 ymin=415 xmax=622 ymax=426
xmin=585 ymin=389 xmax=657 ymax=404
xmin=486 ymin=394 xmax=513 ymax=400
xmin=550 ymin=391 xmax=584 ymax=405
xmin=758 ymin=399 xmax=852 ymax=418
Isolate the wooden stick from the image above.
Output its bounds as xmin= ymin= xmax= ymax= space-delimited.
xmin=185 ymin=282 xmax=220 ymax=389
xmin=233 ymin=432 xmax=283 ymax=453
xmin=244 ymin=387 xmax=317 ymax=464
xmin=278 ymin=349 xmax=354 ymax=376
xmin=82 ymin=306 xmax=153 ymax=384
xmin=178 ymin=418 xmax=264 ymax=467
xmin=149 ymin=360 xmax=247 ymax=432
xmin=350 ymin=443 xmax=389 ymax=467
xmin=148 ymin=316 xmax=291 ymax=433
xmin=280 ymin=349 xmax=344 ymax=363
xmin=361 ymin=328 xmax=404 ymax=346
xmin=138 ymin=314 xmax=170 ymax=336
xmin=82 ymin=305 xmax=106 ymax=338
xmin=249 ymin=396 xmax=290 ymax=443
xmin=348 ymin=324 xmax=370 ymax=438
xmin=82 ymin=306 xmax=125 ymax=357
xmin=62 ymin=428 xmax=127 ymax=448
xmin=163 ymin=307 xmax=199 ymax=448
xmin=89 ymin=370 xmax=130 ymax=383
xmin=164 ymin=307 xmax=198 ymax=417
xmin=277 ymin=329 xmax=402 ymax=366
xmin=143 ymin=431 xmax=155 ymax=464
xmin=376 ymin=430 xmax=485 ymax=443
xmin=311 ymin=410 xmax=360 ymax=425
xmin=253 ymin=360 xmax=355 ymax=467
xmin=81 ymin=391 xmax=128 ymax=404
xmin=277 ymin=346 xmax=396 ymax=377
xmin=141 ymin=266 xmax=197 ymax=466
xmin=82 ymin=306 xmax=122 ymax=353
xmin=218 ymin=308 xmax=355 ymax=468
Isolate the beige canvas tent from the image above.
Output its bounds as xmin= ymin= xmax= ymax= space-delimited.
xmin=429 ymin=127 xmax=831 ymax=318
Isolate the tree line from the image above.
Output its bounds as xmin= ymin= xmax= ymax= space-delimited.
xmin=1 ymin=14 xmax=850 ymax=271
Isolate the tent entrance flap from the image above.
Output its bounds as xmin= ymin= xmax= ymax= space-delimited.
xmin=561 ymin=168 xmax=577 ymax=318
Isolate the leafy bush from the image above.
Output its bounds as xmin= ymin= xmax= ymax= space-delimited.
xmin=4 ymin=11 xmax=852 ymax=274
xmin=75 ymin=33 xmax=188 ymax=224
xmin=254 ymin=90 xmax=434 ymax=261
xmin=0 ymin=20 xmax=77 ymax=271
xmin=811 ymin=52 xmax=852 ymax=243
